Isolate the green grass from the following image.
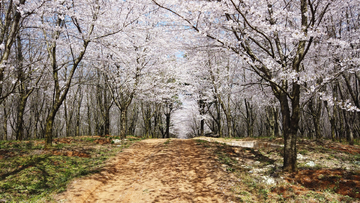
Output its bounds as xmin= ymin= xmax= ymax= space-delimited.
xmin=217 ymin=153 xmax=236 ymax=166
xmin=82 ymin=137 xmax=96 ymax=142
xmin=200 ymin=137 xmax=360 ymax=202
xmin=164 ymin=139 xmax=171 ymax=145
xmin=0 ymin=137 xmax=141 ymax=202
xmin=299 ymin=149 xmax=309 ymax=155
xmin=195 ymin=139 xmax=208 ymax=143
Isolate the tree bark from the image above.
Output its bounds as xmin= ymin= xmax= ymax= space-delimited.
xmin=128 ymin=104 xmax=138 ymax=136
xmin=215 ymin=100 xmax=222 ymax=137
xmin=75 ymin=91 xmax=82 ymax=136
xmin=165 ymin=112 xmax=171 ymax=138
xmin=278 ymin=92 xmax=298 ymax=172
xmin=325 ymin=84 xmax=337 ymax=141
xmin=120 ymin=109 xmax=127 ymax=139
xmin=45 ymin=112 xmax=55 ymax=147
xmin=2 ymin=103 xmax=8 ymax=140
xmin=141 ymin=102 xmax=152 ymax=138
xmin=15 ymin=96 xmax=27 ymax=140
xmin=199 ymin=99 xmax=205 ymax=137
xmin=309 ymin=97 xmax=322 ymax=140
xmin=245 ymin=99 xmax=255 ymax=137
xmin=87 ymin=101 xmax=92 ymax=136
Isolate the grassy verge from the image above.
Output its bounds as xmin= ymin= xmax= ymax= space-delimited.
xmin=0 ymin=136 xmax=142 ymax=202
xmin=194 ymin=138 xmax=360 ymax=203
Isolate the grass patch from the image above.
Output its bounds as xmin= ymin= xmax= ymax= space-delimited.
xmin=195 ymin=139 xmax=208 ymax=144
xmin=164 ymin=139 xmax=171 ymax=145
xmin=0 ymin=136 xmax=142 ymax=202
xmin=201 ymin=137 xmax=360 ymax=202
xmin=217 ymin=153 xmax=236 ymax=166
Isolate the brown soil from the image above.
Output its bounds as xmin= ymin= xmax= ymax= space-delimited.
xmin=54 ymin=137 xmax=112 ymax=145
xmin=328 ymin=145 xmax=360 ymax=154
xmin=296 ymin=139 xmax=360 ymax=155
xmin=271 ymin=185 xmax=309 ymax=198
xmin=283 ymin=169 xmax=360 ymax=199
xmin=55 ymin=139 xmax=235 ymax=203
xmin=51 ymin=150 xmax=91 ymax=158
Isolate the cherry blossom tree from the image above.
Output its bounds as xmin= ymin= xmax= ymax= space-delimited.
xmin=28 ymin=0 xmax=149 ymax=147
xmin=151 ymin=0 xmax=360 ymax=172
xmin=0 ymin=0 xmax=358 ymax=178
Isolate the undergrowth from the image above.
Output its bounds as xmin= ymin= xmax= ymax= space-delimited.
xmin=194 ymin=137 xmax=360 ymax=203
xmin=0 ymin=136 xmax=141 ymax=202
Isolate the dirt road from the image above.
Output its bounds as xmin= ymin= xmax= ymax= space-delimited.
xmin=55 ymin=139 xmax=236 ymax=203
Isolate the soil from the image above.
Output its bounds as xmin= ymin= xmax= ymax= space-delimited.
xmin=51 ymin=150 xmax=91 ymax=158
xmin=284 ymin=169 xmax=360 ymax=199
xmin=53 ymin=137 xmax=112 ymax=145
xmin=55 ymin=139 xmax=236 ymax=203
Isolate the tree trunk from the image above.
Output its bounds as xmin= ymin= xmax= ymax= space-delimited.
xmin=158 ymin=112 xmax=165 ymax=138
xmin=266 ymin=107 xmax=275 ymax=137
xmin=96 ymin=75 xmax=111 ymax=136
xmin=141 ymin=103 xmax=152 ymax=138
xmin=104 ymin=92 xmax=110 ymax=136
xmin=120 ymin=109 xmax=127 ymax=139
xmin=44 ymin=113 xmax=55 ymax=149
xmin=165 ymin=113 xmax=171 ymax=138
xmin=75 ymin=102 xmax=81 ymax=136
xmin=309 ymin=98 xmax=322 ymax=140
xmin=15 ymin=36 xmax=27 ymax=141
xmin=15 ymin=96 xmax=27 ymax=140
xmin=75 ymin=86 xmax=83 ymax=137
xmin=217 ymin=97 xmax=232 ymax=138
xmin=128 ymin=104 xmax=138 ymax=136
xmin=87 ymin=101 xmax=92 ymax=135
xmin=274 ymin=108 xmax=280 ymax=137
xmin=32 ymin=90 xmax=44 ymax=139
xmin=268 ymin=107 xmax=281 ymax=138
xmin=164 ymin=102 xmax=173 ymax=139
xmin=330 ymin=115 xmax=336 ymax=141
xmin=64 ymin=100 xmax=71 ymax=137
xmin=338 ymin=81 xmax=355 ymax=145
xmin=2 ymin=104 xmax=8 ymax=140
xmin=338 ymin=108 xmax=345 ymax=142
xmin=215 ymin=100 xmax=222 ymax=137
xmin=344 ymin=112 xmax=355 ymax=145
xmin=325 ymin=85 xmax=337 ymax=141
xmin=200 ymin=119 xmax=204 ymax=137
xmin=224 ymin=111 xmax=232 ymax=138
xmin=245 ymin=99 xmax=255 ymax=137
xmin=199 ymin=99 xmax=205 ymax=137
xmin=279 ymin=92 xmax=298 ymax=172
xmin=331 ymin=85 xmax=338 ymax=141
xmin=154 ymin=107 xmax=160 ymax=138
xmin=325 ymin=101 xmax=337 ymax=141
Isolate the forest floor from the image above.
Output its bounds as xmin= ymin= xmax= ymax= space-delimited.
xmin=1 ymin=136 xmax=360 ymax=202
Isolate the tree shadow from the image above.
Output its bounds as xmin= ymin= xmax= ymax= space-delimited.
xmin=0 ymin=155 xmax=50 ymax=181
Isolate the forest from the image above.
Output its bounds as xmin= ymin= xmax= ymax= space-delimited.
xmin=0 ymin=0 xmax=359 ymax=175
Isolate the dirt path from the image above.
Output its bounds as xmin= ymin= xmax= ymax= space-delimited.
xmin=55 ymin=139 xmax=236 ymax=203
